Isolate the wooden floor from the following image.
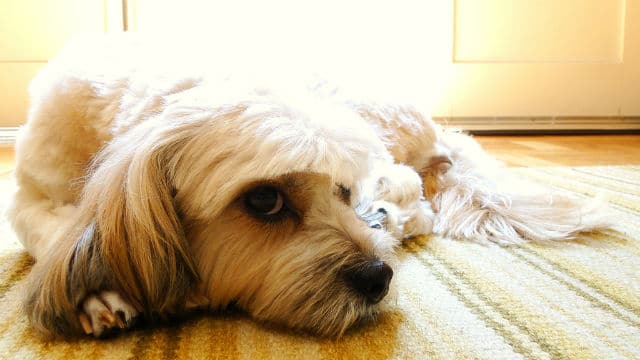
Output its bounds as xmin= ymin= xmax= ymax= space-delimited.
xmin=474 ymin=134 xmax=640 ymax=167
xmin=0 ymin=135 xmax=639 ymax=178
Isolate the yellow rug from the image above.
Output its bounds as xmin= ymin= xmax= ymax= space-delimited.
xmin=1 ymin=166 xmax=639 ymax=359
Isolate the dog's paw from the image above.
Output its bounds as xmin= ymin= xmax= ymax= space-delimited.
xmin=78 ymin=291 xmax=139 ymax=337
xmin=360 ymin=205 xmax=389 ymax=230
xmin=362 ymin=199 xmax=434 ymax=240
xmin=401 ymin=200 xmax=435 ymax=237
xmin=359 ymin=201 xmax=405 ymax=239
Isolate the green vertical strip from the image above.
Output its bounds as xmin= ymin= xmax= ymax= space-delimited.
xmin=415 ymin=253 xmax=543 ymax=360
xmin=420 ymin=251 xmax=568 ymax=359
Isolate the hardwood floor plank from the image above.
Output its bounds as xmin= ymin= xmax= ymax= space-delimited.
xmin=474 ymin=135 xmax=640 ymax=167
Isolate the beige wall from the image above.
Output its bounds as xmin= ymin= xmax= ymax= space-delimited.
xmin=128 ymin=0 xmax=640 ymax=120
xmin=442 ymin=0 xmax=640 ymax=118
xmin=0 ymin=0 xmax=119 ymax=127
xmin=2 ymin=0 xmax=639 ymax=128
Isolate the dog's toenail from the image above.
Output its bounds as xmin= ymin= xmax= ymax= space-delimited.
xmin=100 ymin=310 xmax=116 ymax=325
xmin=115 ymin=310 xmax=126 ymax=328
xmin=78 ymin=313 xmax=93 ymax=335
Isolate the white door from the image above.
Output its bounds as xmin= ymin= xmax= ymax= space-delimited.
xmin=438 ymin=0 xmax=640 ymax=130
xmin=0 ymin=0 xmax=123 ymax=128
xmin=128 ymin=0 xmax=640 ymax=131
xmin=3 ymin=0 xmax=638 ymax=131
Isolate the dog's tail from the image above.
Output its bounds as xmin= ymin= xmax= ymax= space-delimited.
xmin=422 ymin=131 xmax=611 ymax=244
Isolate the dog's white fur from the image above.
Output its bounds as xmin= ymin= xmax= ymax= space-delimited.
xmin=8 ymin=35 xmax=610 ymax=338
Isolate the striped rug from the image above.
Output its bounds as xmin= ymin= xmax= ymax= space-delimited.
xmin=1 ymin=166 xmax=639 ymax=359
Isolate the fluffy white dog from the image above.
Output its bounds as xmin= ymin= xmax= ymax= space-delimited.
xmin=8 ymin=35 xmax=609 ymax=338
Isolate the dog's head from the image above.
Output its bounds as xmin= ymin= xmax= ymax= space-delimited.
xmin=28 ymin=92 xmax=400 ymax=338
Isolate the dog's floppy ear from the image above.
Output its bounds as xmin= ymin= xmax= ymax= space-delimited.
xmin=25 ymin=120 xmax=200 ymax=336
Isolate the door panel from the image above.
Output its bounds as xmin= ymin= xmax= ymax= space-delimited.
xmin=621 ymin=0 xmax=640 ymax=115
xmin=439 ymin=0 xmax=640 ymax=119
xmin=3 ymin=1 xmax=637 ymax=128
xmin=0 ymin=0 xmax=115 ymax=126
xmin=453 ymin=0 xmax=625 ymax=63
xmin=0 ymin=63 xmax=42 ymax=127
xmin=0 ymin=0 xmax=105 ymax=61
xmin=129 ymin=0 xmax=640 ymax=124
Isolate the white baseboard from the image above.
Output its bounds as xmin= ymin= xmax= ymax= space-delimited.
xmin=0 ymin=127 xmax=19 ymax=146
xmin=1 ymin=117 xmax=638 ymax=146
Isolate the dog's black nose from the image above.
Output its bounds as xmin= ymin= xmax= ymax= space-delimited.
xmin=346 ymin=260 xmax=393 ymax=304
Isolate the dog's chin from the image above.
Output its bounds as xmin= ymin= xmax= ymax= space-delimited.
xmin=253 ymin=289 xmax=383 ymax=338
xmin=244 ymin=255 xmax=397 ymax=339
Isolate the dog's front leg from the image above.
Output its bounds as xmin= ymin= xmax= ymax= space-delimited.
xmin=358 ymin=163 xmax=435 ymax=239
xmin=24 ymin=221 xmax=141 ymax=338
xmin=78 ymin=291 xmax=139 ymax=337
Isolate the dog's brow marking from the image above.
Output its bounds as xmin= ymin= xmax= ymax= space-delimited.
xmin=335 ymin=184 xmax=351 ymax=205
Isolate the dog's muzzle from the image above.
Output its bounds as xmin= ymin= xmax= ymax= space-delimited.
xmin=345 ymin=260 xmax=393 ymax=304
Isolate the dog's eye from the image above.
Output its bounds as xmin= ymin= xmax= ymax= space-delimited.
xmin=245 ymin=186 xmax=285 ymax=217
